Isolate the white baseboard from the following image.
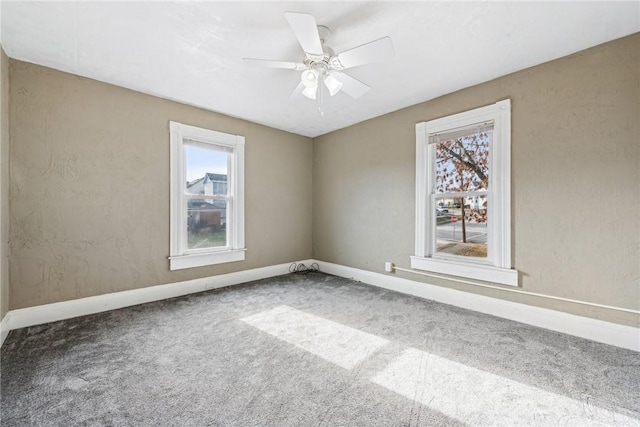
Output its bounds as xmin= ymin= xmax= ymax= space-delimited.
xmin=315 ymin=260 xmax=640 ymax=352
xmin=2 ymin=259 xmax=638 ymax=353
xmin=0 ymin=259 xmax=314 ymax=347
xmin=0 ymin=312 xmax=9 ymax=347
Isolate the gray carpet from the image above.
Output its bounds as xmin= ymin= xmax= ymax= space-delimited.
xmin=1 ymin=272 xmax=639 ymax=426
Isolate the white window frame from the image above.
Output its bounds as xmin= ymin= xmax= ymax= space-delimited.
xmin=169 ymin=121 xmax=245 ymax=270
xmin=412 ymin=99 xmax=518 ymax=286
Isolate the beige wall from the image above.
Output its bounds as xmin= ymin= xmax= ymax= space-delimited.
xmin=6 ymin=34 xmax=639 ymax=329
xmin=313 ymin=33 xmax=640 ymax=327
xmin=0 ymin=47 xmax=9 ymax=319
xmin=9 ymin=60 xmax=313 ymax=309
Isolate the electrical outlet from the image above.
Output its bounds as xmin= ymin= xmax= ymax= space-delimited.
xmin=385 ymin=262 xmax=393 ymax=272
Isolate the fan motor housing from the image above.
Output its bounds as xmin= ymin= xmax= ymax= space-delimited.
xmin=305 ymin=46 xmax=334 ymax=65
xmin=317 ymin=25 xmax=331 ymax=44
xmin=304 ymin=25 xmax=344 ymax=71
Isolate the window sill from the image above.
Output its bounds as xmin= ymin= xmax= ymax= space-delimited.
xmin=169 ymin=249 xmax=245 ymax=270
xmin=410 ymin=256 xmax=518 ymax=287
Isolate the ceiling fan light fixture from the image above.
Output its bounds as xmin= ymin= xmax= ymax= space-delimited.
xmin=248 ymin=12 xmax=392 ymax=105
xmin=301 ymin=69 xmax=319 ymax=88
xmin=324 ymin=74 xmax=343 ymax=96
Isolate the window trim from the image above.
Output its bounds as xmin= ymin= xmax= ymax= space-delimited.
xmin=169 ymin=121 xmax=245 ymax=270
xmin=413 ymin=99 xmax=517 ymax=286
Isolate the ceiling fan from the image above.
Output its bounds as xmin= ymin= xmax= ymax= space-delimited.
xmin=243 ymin=12 xmax=395 ymax=111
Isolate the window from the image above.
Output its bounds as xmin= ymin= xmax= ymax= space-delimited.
xmin=413 ymin=99 xmax=517 ymax=286
xmin=169 ymin=121 xmax=245 ymax=270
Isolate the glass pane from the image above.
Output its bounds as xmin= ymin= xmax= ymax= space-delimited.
xmin=435 ymin=132 xmax=490 ymax=193
xmin=435 ymin=196 xmax=487 ymax=258
xmin=187 ymin=199 xmax=227 ymax=250
xmin=185 ymin=144 xmax=228 ymax=196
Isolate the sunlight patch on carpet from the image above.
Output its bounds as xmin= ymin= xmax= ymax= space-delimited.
xmin=241 ymin=305 xmax=388 ymax=369
xmin=371 ymin=348 xmax=638 ymax=426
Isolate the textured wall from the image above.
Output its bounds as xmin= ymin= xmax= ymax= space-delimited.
xmin=313 ymin=34 xmax=640 ymax=327
xmin=9 ymin=61 xmax=313 ymax=309
xmin=0 ymin=47 xmax=9 ymax=319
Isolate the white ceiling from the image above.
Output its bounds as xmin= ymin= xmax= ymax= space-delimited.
xmin=2 ymin=1 xmax=639 ymax=138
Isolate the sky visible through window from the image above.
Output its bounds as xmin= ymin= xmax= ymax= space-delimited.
xmin=186 ymin=145 xmax=228 ymax=182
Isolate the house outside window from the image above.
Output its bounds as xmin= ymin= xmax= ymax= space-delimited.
xmin=412 ymin=99 xmax=517 ymax=286
xmin=169 ymin=121 xmax=245 ymax=270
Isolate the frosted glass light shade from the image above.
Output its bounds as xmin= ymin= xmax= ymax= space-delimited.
xmin=301 ymin=69 xmax=319 ymax=88
xmin=302 ymin=86 xmax=317 ymax=99
xmin=324 ymin=74 xmax=343 ymax=96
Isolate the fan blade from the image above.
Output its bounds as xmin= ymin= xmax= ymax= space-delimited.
xmin=243 ymin=58 xmax=306 ymax=71
xmin=284 ymin=12 xmax=323 ymax=57
xmin=334 ymin=36 xmax=394 ymax=70
xmin=332 ymin=72 xmax=370 ymax=98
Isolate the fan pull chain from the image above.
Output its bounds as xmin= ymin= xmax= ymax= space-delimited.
xmin=317 ymin=74 xmax=325 ymax=117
